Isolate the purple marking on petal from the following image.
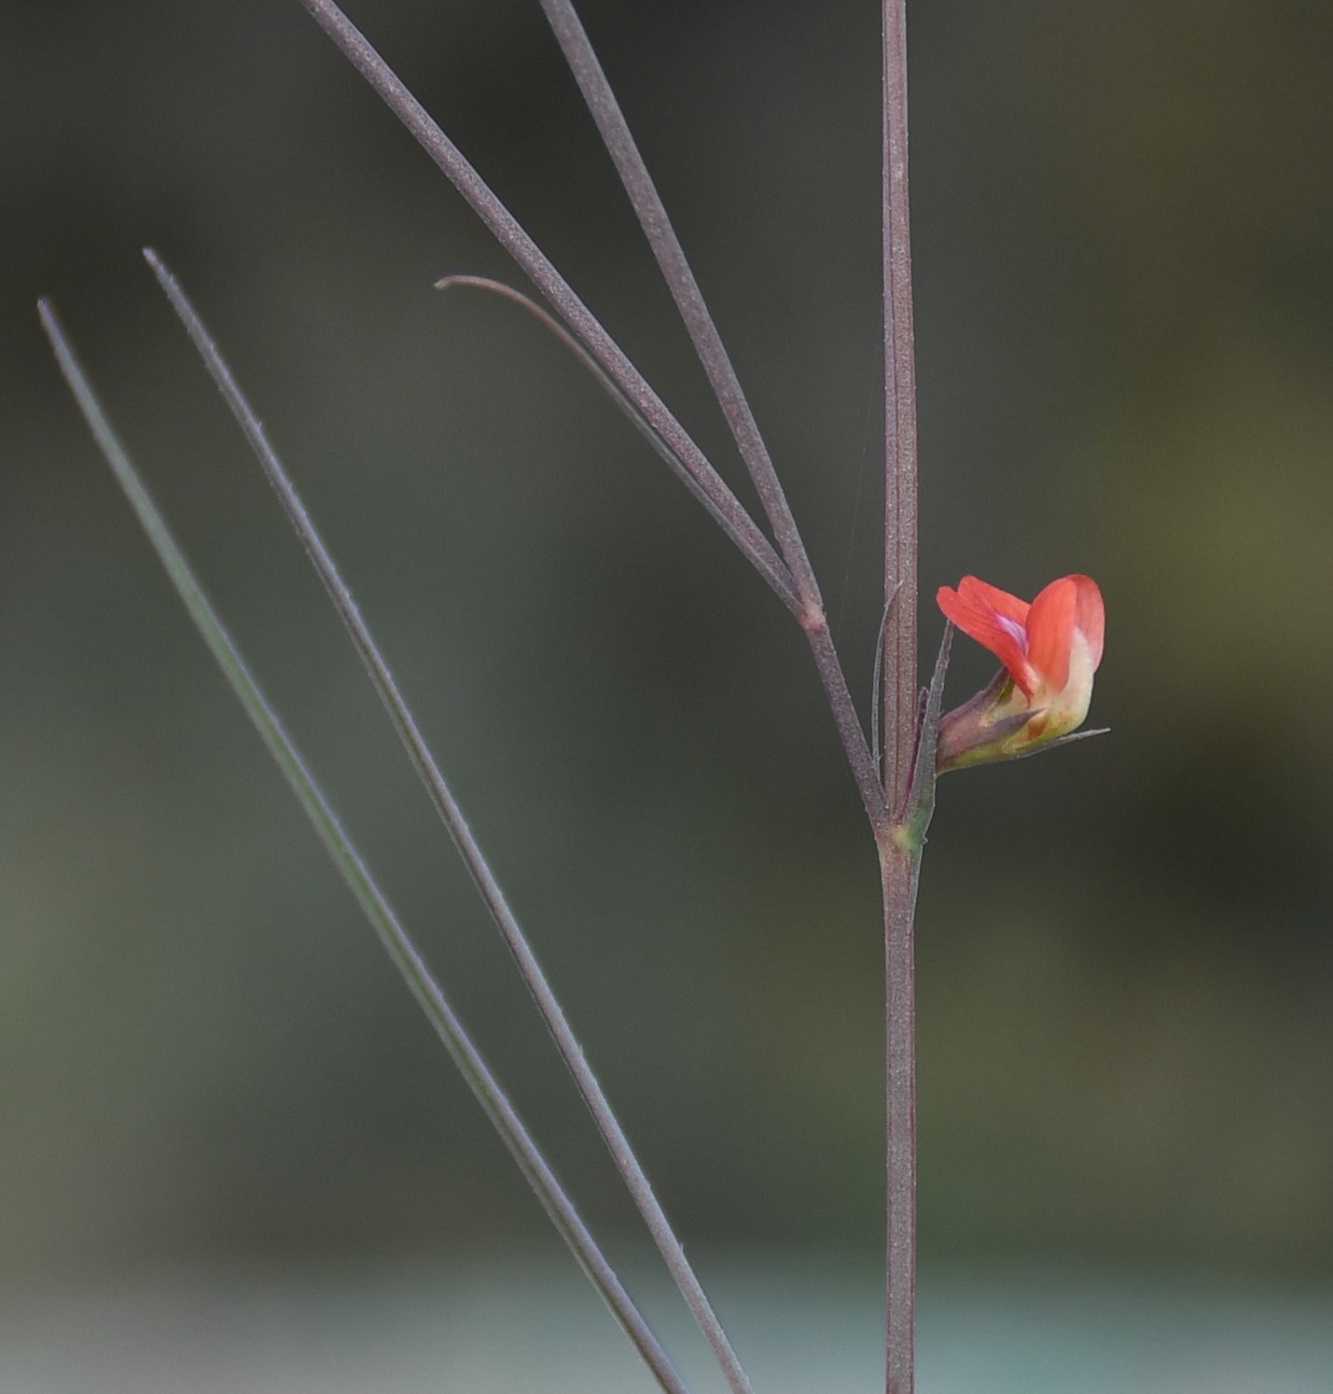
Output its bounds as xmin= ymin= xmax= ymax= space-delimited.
xmin=996 ymin=614 xmax=1028 ymax=652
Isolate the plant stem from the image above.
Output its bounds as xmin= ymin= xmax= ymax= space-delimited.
xmin=143 ymin=251 xmax=757 ymax=1394
xmin=881 ymin=1 xmax=920 ymax=1392
xmin=878 ymin=835 xmax=917 ymax=1394
xmin=878 ymin=628 xmax=949 ymax=1394
xmin=38 ymin=298 xmax=691 ymax=1394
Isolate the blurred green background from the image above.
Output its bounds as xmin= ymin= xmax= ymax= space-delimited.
xmin=3 ymin=0 xmax=1332 ymax=1380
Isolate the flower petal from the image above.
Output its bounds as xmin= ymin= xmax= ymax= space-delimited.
xmin=956 ymin=576 xmax=1029 ymax=627
xmin=937 ymin=577 xmax=1039 ymax=696
xmin=1026 ymin=577 xmax=1079 ymax=693
xmin=1069 ymin=574 xmax=1105 ymax=670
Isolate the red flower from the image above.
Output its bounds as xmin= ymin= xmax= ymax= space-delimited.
xmin=934 ymin=574 xmax=1105 ymax=771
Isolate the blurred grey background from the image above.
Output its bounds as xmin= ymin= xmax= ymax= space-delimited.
xmin=3 ymin=0 xmax=1332 ymax=1384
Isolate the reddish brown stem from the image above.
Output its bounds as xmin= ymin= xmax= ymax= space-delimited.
xmin=879 ymin=836 xmax=918 ymax=1394
xmin=881 ymin=1 xmax=920 ymax=1392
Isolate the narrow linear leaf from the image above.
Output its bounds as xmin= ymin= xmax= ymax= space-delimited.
xmin=142 ymin=248 xmax=757 ymax=1394
xmin=38 ymin=297 xmax=691 ymax=1394
xmin=297 ymin=0 xmax=799 ymax=616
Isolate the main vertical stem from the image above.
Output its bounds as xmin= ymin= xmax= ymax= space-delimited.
xmin=880 ymin=836 xmax=918 ymax=1394
xmin=881 ymin=1 xmax=919 ymax=1392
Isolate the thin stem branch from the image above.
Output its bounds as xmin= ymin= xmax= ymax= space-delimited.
xmin=537 ymin=0 xmax=886 ymax=834
xmin=808 ymin=617 xmax=891 ymax=835
xmin=296 ymin=0 xmax=798 ymax=617
xmin=438 ymin=275 xmax=887 ymax=833
xmin=435 ymin=275 xmax=781 ymax=565
xmin=38 ymin=297 xmax=691 ymax=1394
xmin=537 ymin=0 xmax=811 ymax=595
xmin=142 ymin=251 xmax=757 ymax=1394
xmin=881 ymin=3 xmax=920 ymax=1393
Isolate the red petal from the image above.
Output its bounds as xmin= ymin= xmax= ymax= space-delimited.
xmin=1026 ymin=577 xmax=1078 ymax=692
xmin=937 ymin=577 xmax=1039 ymax=696
xmin=1069 ymin=574 xmax=1105 ymax=670
xmin=955 ymin=575 xmax=1029 ymax=627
